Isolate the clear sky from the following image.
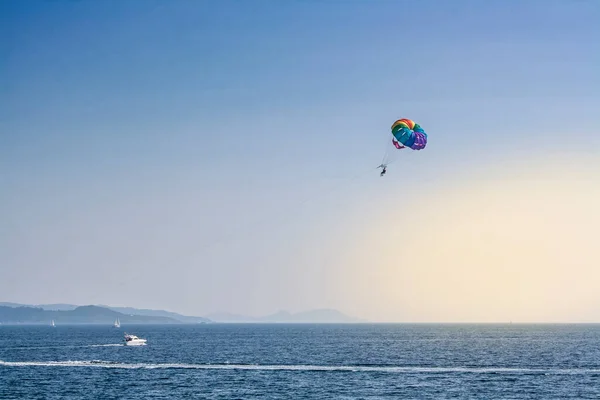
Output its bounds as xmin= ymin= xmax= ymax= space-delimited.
xmin=2 ymin=0 xmax=599 ymax=322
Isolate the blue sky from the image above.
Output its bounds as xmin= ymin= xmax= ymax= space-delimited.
xmin=1 ymin=0 xmax=599 ymax=320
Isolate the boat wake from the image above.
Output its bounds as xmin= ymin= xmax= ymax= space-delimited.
xmin=2 ymin=344 xmax=123 ymax=350
xmin=1 ymin=360 xmax=599 ymax=375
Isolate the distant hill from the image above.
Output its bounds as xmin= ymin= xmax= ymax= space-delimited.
xmin=0 ymin=305 xmax=185 ymax=325
xmin=0 ymin=302 xmax=78 ymax=311
xmin=1 ymin=302 xmax=364 ymax=324
xmin=207 ymin=308 xmax=365 ymax=323
xmin=100 ymin=306 xmax=210 ymax=324
xmin=0 ymin=302 xmax=211 ymax=324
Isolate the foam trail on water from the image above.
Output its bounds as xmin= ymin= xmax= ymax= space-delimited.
xmin=1 ymin=360 xmax=599 ymax=375
xmin=2 ymin=344 xmax=123 ymax=350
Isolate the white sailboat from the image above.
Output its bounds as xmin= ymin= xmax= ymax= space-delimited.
xmin=51 ymin=320 xmax=55 ymax=327
xmin=114 ymin=318 xmax=120 ymax=328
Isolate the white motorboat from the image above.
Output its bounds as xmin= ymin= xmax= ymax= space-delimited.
xmin=124 ymin=333 xmax=147 ymax=346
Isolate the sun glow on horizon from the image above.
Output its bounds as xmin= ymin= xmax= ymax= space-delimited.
xmin=338 ymin=155 xmax=600 ymax=323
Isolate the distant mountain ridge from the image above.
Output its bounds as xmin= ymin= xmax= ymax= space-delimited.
xmin=99 ymin=306 xmax=209 ymax=324
xmin=0 ymin=302 xmax=79 ymax=311
xmin=0 ymin=303 xmax=210 ymax=324
xmin=0 ymin=305 xmax=189 ymax=325
xmin=1 ymin=302 xmax=365 ymax=324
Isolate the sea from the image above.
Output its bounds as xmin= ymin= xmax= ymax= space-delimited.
xmin=1 ymin=323 xmax=599 ymax=399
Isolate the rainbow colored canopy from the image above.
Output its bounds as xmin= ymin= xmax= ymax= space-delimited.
xmin=390 ymin=118 xmax=428 ymax=150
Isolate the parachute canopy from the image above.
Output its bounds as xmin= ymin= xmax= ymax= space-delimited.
xmin=391 ymin=118 xmax=428 ymax=150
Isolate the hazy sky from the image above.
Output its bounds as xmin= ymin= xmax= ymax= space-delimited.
xmin=2 ymin=0 xmax=599 ymax=322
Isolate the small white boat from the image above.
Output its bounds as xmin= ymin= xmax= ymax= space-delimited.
xmin=114 ymin=318 xmax=120 ymax=328
xmin=124 ymin=333 xmax=146 ymax=346
xmin=51 ymin=320 xmax=55 ymax=327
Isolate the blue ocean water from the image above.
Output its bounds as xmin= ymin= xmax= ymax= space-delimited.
xmin=1 ymin=324 xmax=599 ymax=399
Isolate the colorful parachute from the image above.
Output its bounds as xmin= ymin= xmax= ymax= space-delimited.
xmin=390 ymin=118 xmax=428 ymax=150
xmin=378 ymin=118 xmax=428 ymax=174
